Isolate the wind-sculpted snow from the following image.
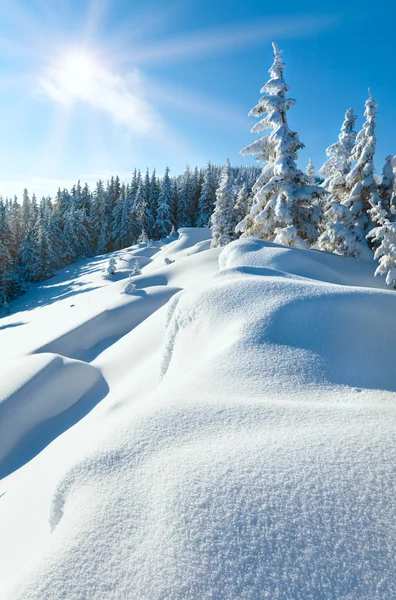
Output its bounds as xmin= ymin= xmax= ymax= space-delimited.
xmin=164 ymin=242 xmax=396 ymax=393
xmin=35 ymin=285 xmax=179 ymax=361
xmin=159 ymin=227 xmax=212 ymax=259
xmin=0 ymin=354 xmax=106 ymax=478
xmin=219 ymin=238 xmax=387 ymax=288
xmin=0 ymin=234 xmax=395 ymax=600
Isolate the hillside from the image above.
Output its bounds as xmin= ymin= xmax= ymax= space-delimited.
xmin=0 ymin=228 xmax=395 ymax=599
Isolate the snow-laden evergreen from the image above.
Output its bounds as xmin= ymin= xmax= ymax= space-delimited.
xmin=377 ymin=155 xmax=396 ymax=212
xmin=318 ymin=201 xmax=358 ymax=257
xmin=320 ymin=108 xmax=358 ymax=186
xmin=122 ymin=274 xmax=136 ymax=295
xmin=233 ymin=182 xmax=250 ymax=233
xmin=155 ymin=166 xmax=173 ymax=239
xmin=169 ymin=225 xmax=177 ymax=238
xmin=236 ymin=43 xmax=326 ymax=248
xmin=318 ymin=108 xmax=360 ymax=257
xmin=177 ymin=165 xmax=195 ymax=227
xmin=138 ymin=229 xmax=149 ymax=244
xmin=345 ymin=91 xmax=380 ymax=238
xmin=366 ymin=158 xmax=396 ymax=287
xmin=196 ymin=162 xmax=217 ymax=227
xmin=305 ymin=159 xmax=316 ymax=184
xmin=132 ymin=259 xmax=141 ymax=276
xmin=367 ymin=220 xmax=396 ymax=287
xmin=106 ymin=255 xmax=117 ymax=276
xmin=211 ymin=159 xmax=236 ymax=248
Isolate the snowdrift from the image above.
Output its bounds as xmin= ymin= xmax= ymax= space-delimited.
xmin=0 ymin=232 xmax=395 ymax=600
xmin=35 ymin=285 xmax=179 ymax=361
xmin=0 ymin=354 xmax=106 ymax=478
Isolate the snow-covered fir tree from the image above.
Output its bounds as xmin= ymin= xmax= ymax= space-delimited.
xmin=191 ymin=166 xmax=202 ymax=225
xmin=155 ymin=166 xmax=173 ymax=239
xmin=107 ymin=255 xmax=117 ymax=276
xmin=132 ymin=259 xmax=141 ymax=276
xmin=211 ymin=159 xmax=236 ymax=248
xmin=317 ymin=107 xmax=360 ymax=257
xmin=345 ymin=91 xmax=380 ymax=238
xmin=122 ymin=274 xmax=136 ymax=295
xmin=138 ymin=229 xmax=148 ymax=244
xmin=177 ymin=165 xmax=195 ymax=227
xmin=233 ymin=182 xmax=250 ymax=233
xmin=377 ymin=155 xmax=396 ymax=213
xmin=197 ymin=162 xmax=217 ymax=227
xmin=91 ymin=180 xmax=110 ymax=254
xmin=169 ymin=224 xmax=177 ymax=238
xmin=367 ymin=216 xmax=396 ymax=287
xmin=236 ymin=42 xmax=326 ymax=248
xmin=111 ymin=190 xmax=124 ymax=250
xmin=149 ymin=169 xmax=160 ymax=237
xmin=318 ymin=201 xmax=359 ymax=257
xmin=320 ymin=107 xmax=358 ymax=186
xmin=305 ymin=159 xmax=316 ymax=185
xmin=0 ymin=199 xmax=12 ymax=306
xmin=366 ymin=157 xmax=396 ymax=286
xmin=142 ymin=169 xmax=155 ymax=238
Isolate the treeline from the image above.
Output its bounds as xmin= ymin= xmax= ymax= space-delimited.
xmin=0 ymin=163 xmax=260 ymax=308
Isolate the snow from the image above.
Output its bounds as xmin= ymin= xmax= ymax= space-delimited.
xmin=0 ymin=228 xmax=395 ymax=599
xmin=0 ymin=354 xmax=105 ymax=478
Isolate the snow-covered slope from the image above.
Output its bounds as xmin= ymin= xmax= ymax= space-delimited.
xmin=0 ymin=230 xmax=395 ymax=599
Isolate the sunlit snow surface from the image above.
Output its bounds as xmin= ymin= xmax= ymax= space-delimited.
xmin=0 ymin=229 xmax=395 ymax=599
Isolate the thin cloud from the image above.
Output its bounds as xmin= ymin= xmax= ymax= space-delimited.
xmin=129 ymin=14 xmax=340 ymax=65
xmin=146 ymin=79 xmax=248 ymax=129
xmin=38 ymin=61 xmax=163 ymax=135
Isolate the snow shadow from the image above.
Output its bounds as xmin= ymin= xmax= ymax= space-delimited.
xmin=263 ymin=290 xmax=396 ymax=392
xmin=9 ymin=256 xmax=108 ymax=313
xmin=0 ymin=321 xmax=26 ymax=330
xmin=0 ymin=377 xmax=109 ymax=480
xmin=34 ymin=287 xmax=178 ymax=361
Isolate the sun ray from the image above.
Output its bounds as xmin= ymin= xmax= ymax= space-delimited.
xmin=33 ymin=105 xmax=73 ymax=181
xmin=120 ymin=14 xmax=339 ymax=66
xmin=82 ymin=0 xmax=110 ymax=44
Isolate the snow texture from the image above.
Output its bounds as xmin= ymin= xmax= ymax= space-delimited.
xmin=0 ymin=229 xmax=395 ymax=600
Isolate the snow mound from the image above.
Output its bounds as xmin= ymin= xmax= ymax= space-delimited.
xmin=160 ymin=227 xmax=211 ymax=259
xmin=220 ymin=238 xmax=386 ymax=288
xmin=0 ymin=354 xmax=104 ymax=476
xmin=1 ymin=238 xmax=396 ymax=600
xmin=163 ymin=241 xmax=396 ymax=394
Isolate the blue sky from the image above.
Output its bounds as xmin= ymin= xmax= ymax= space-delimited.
xmin=0 ymin=0 xmax=393 ymax=197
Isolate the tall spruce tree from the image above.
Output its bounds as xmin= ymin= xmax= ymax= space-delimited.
xmin=236 ymin=42 xmax=326 ymax=248
xmin=155 ymin=166 xmax=173 ymax=239
xmin=305 ymin=159 xmax=317 ymax=185
xmin=318 ymin=108 xmax=360 ymax=257
xmin=233 ymin=182 xmax=250 ymax=233
xmin=197 ymin=162 xmax=217 ymax=227
xmin=211 ymin=159 xmax=236 ymax=248
xmin=177 ymin=165 xmax=195 ymax=227
xmin=377 ymin=155 xmax=396 ymax=213
xmin=320 ymin=108 xmax=358 ymax=185
xmin=345 ymin=91 xmax=380 ymax=238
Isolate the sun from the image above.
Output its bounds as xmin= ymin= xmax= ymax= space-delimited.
xmin=57 ymin=50 xmax=100 ymax=98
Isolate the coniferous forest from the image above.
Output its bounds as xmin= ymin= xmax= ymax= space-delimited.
xmin=0 ymin=164 xmax=260 ymax=308
xmin=2 ymin=42 xmax=396 ymax=312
